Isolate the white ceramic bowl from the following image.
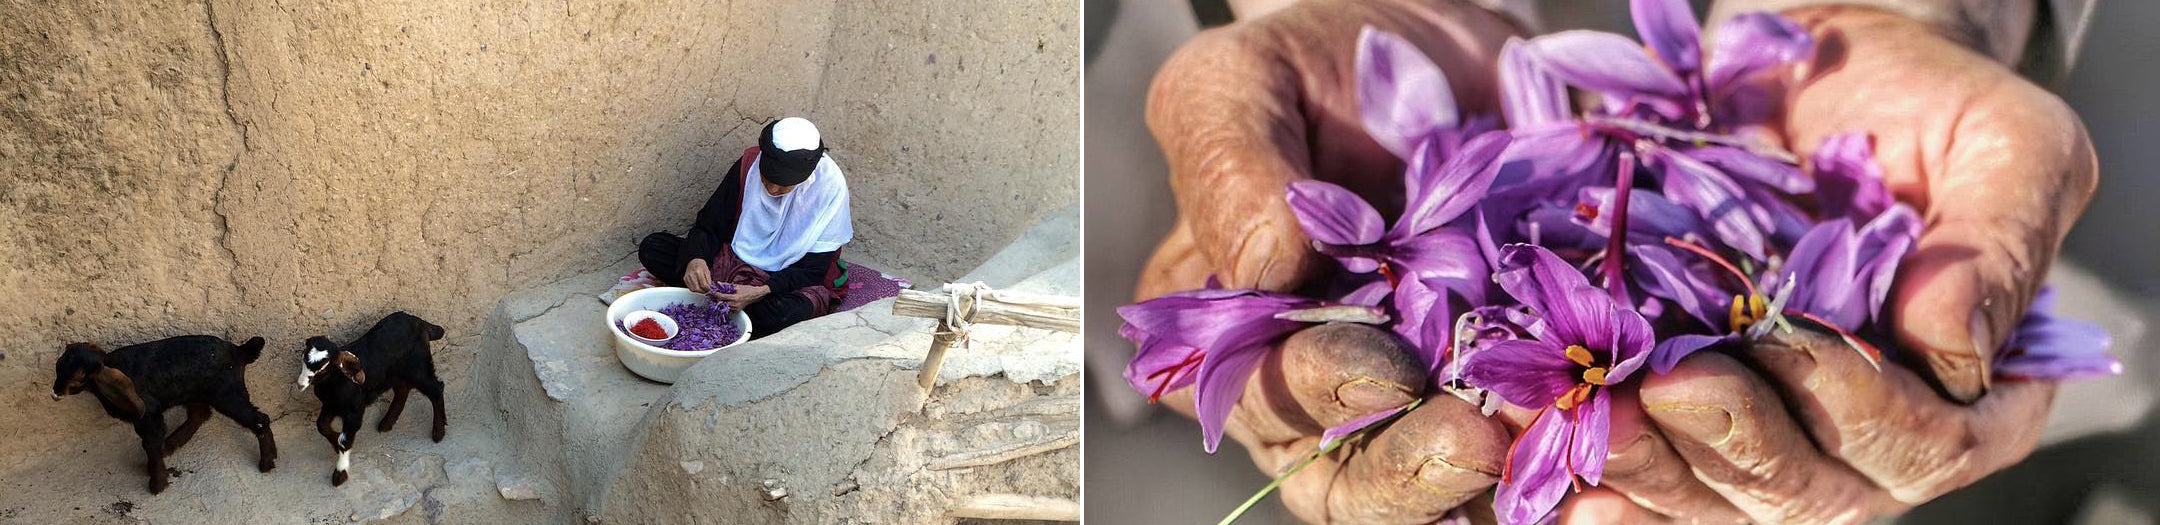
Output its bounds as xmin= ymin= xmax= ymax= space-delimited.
xmin=607 ymin=287 xmax=752 ymax=384
xmin=620 ymin=310 xmax=680 ymax=345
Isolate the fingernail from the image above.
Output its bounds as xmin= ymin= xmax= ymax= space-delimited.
xmin=1234 ymin=228 xmax=1284 ymax=289
xmin=1964 ymin=307 xmax=1996 ymax=395
xmin=1653 ymin=405 xmax=1735 ymax=446
xmin=1336 ymin=377 xmax=1414 ymax=412
xmin=1416 ymin=454 xmax=1498 ymax=493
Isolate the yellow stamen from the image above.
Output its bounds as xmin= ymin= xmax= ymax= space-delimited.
xmin=1728 ymin=294 xmax=1750 ymax=331
xmin=1583 ymin=367 xmax=1609 ymax=386
xmin=1554 ymin=383 xmax=1594 ymax=410
xmin=1729 ymin=293 xmax=1770 ymax=332
xmin=1565 ymin=345 xmax=1596 ymax=368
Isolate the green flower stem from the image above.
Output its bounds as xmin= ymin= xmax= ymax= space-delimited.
xmin=1216 ymin=398 xmax=1426 ymax=525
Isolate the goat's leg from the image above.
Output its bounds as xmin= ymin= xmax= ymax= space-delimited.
xmin=332 ymin=408 xmax=362 ymax=486
xmin=163 ymin=403 xmax=211 ymax=456
xmin=135 ymin=418 xmax=170 ymax=494
xmin=211 ymin=393 xmax=277 ymax=472
xmin=416 ymin=375 xmax=448 ymax=442
xmin=315 ymin=410 xmax=340 ymax=448
xmin=377 ymin=383 xmax=412 ymax=432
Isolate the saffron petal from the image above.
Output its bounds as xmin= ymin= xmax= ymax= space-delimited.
xmin=1319 ymin=403 xmax=1413 ymax=450
xmin=1499 ymin=38 xmax=1571 ymax=128
xmin=1193 ymin=343 xmax=1269 ymax=453
xmin=1705 ymin=12 xmax=1814 ymax=91
xmin=1527 ymin=31 xmax=1689 ymax=118
xmin=1567 ymin=390 xmax=1614 ymax=486
xmin=1287 ymin=180 xmax=1388 ymax=247
xmin=1460 ymin=339 xmax=1580 ymax=408
xmin=1396 ymin=132 xmax=1512 ymax=239
xmin=1651 ymin=148 xmax=1770 ymax=261
xmin=1495 ymin=408 xmax=1577 ymax=525
xmin=1996 ymin=287 xmax=2121 ymax=380
xmin=1631 ymin=0 xmax=1703 ymax=75
xmin=1357 ymin=27 xmax=1460 ymax=160
xmin=1649 ymin=333 xmax=1732 ymax=373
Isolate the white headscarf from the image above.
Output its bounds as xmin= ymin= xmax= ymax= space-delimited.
xmin=732 ymin=145 xmax=853 ymax=271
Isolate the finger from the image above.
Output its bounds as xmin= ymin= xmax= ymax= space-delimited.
xmin=1742 ymin=327 xmax=2058 ymax=503
xmin=1162 ymin=323 xmax=1427 ymax=446
xmin=1596 ymin=387 xmax=1748 ymax=524
xmin=1145 ymin=26 xmax=1327 ymax=291
xmin=1559 ymin=488 xmax=1673 ymax=525
xmin=1641 ymin=353 xmax=1901 ymax=524
xmin=1282 ymin=395 xmax=1509 ymax=524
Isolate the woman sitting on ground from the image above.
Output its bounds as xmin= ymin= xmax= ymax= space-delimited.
xmin=639 ymin=117 xmax=851 ymax=338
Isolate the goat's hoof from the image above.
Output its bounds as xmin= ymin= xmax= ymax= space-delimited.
xmin=259 ymin=459 xmax=276 ymax=472
xmin=147 ymin=479 xmax=168 ymax=494
xmin=332 ymin=471 xmax=348 ymax=486
xmin=431 ymin=426 xmax=445 ymax=443
xmin=376 ymin=421 xmax=396 ymax=432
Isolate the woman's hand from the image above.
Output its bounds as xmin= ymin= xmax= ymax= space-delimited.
xmin=715 ymin=284 xmax=770 ymax=309
xmin=683 ymin=259 xmax=714 ymax=293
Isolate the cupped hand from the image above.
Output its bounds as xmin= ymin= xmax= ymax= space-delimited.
xmin=1594 ymin=6 xmax=2097 ymax=523
xmin=1136 ymin=0 xmax=1523 ymax=522
xmin=1137 ymin=0 xmax=1519 ymax=297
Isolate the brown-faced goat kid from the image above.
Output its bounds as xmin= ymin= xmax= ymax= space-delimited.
xmin=52 ymin=336 xmax=278 ymax=494
xmin=297 ymin=311 xmax=447 ymax=486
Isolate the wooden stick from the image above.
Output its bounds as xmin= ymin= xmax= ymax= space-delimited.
xmin=917 ymin=321 xmax=959 ymax=394
xmin=927 ymin=431 xmax=1079 ymax=471
xmin=891 ymin=289 xmax=1081 ymax=333
xmin=946 ymin=494 xmax=1081 ymax=522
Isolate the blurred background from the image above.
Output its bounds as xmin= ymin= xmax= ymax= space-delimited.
xmin=1082 ymin=0 xmax=2160 ymax=523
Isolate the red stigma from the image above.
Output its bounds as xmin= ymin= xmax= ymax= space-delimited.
xmin=1145 ymin=350 xmax=1207 ymax=402
xmin=1663 ymin=236 xmax=1759 ymax=298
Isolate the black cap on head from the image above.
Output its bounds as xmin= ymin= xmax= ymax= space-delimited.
xmin=757 ymin=119 xmax=825 ymax=186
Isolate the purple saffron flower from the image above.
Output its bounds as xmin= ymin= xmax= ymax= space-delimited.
xmin=1286 ymin=132 xmax=1510 ymax=370
xmin=1526 ymin=0 xmax=1812 ymax=129
xmin=1505 ymin=0 xmax=1816 ymax=260
xmin=1118 ymin=288 xmax=1389 ymax=452
xmin=1996 ymin=287 xmax=2121 ymax=380
xmin=1767 ymin=205 xmax=1920 ymax=330
xmin=1459 ymin=245 xmax=1655 ymax=525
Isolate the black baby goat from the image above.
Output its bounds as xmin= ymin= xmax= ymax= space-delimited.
xmin=297 ymin=311 xmax=448 ymax=486
xmin=51 ymin=335 xmax=278 ymax=494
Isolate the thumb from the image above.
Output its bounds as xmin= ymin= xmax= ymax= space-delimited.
xmin=1145 ymin=27 xmax=1325 ymax=291
xmin=1885 ymin=98 xmax=2098 ymax=403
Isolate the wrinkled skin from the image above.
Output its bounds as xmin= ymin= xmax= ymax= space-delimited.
xmin=1137 ymin=0 xmax=1522 ymax=522
xmin=1138 ymin=2 xmax=2095 ymax=524
xmin=1590 ymin=7 xmax=2097 ymax=524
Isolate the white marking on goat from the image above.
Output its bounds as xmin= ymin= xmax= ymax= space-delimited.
xmin=298 ymin=347 xmax=330 ymax=390
xmin=336 ymin=450 xmax=350 ymax=472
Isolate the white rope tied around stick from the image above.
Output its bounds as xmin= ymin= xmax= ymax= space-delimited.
xmin=938 ymin=282 xmax=993 ymax=348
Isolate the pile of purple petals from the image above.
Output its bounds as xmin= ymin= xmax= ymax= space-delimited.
xmin=1117 ymin=0 xmax=2119 ymax=523
xmin=622 ymin=301 xmax=743 ymax=351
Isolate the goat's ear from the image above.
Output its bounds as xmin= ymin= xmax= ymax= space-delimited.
xmin=335 ymin=351 xmax=366 ymax=385
xmin=90 ymin=368 xmax=145 ymax=418
xmin=424 ymin=322 xmax=445 ymax=342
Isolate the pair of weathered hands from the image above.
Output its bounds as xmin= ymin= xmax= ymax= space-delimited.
xmin=1137 ymin=0 xmax=2098 ymax=523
